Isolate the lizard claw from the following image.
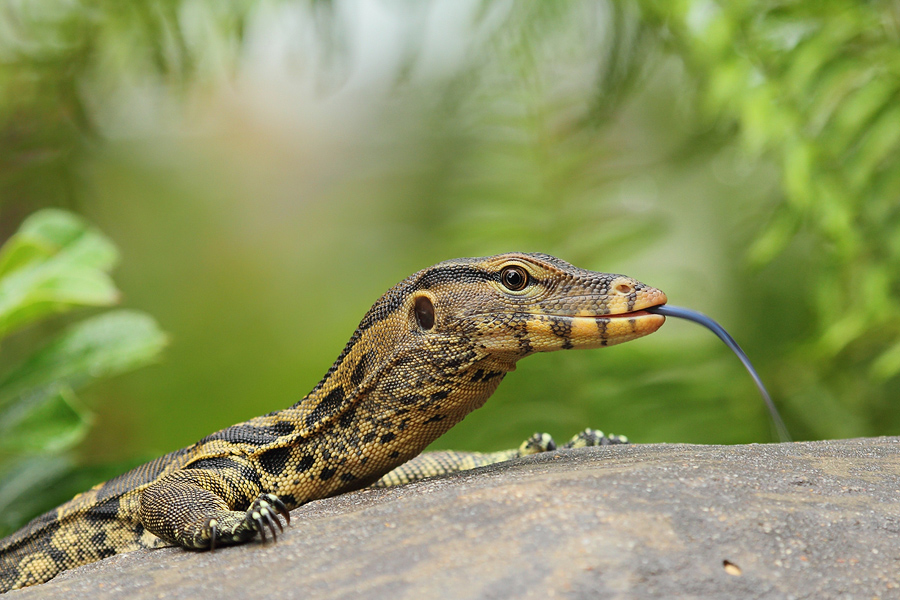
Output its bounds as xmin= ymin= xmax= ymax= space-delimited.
xmin=247 ymin=494 xmax=289 ymax=544
xmin=205 ymin=517 xmax=219 ymax=551
xmin=266 ymin=494 xmax=291 ymax=526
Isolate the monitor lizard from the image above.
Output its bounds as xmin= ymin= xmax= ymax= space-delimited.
xmin=0 ymin=252 xmax=667 ymax=591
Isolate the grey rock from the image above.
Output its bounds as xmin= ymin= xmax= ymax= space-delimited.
xmin=10 ymin=437 xmax=900 ymax=599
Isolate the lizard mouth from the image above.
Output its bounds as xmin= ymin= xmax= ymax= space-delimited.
xmin=559 ymin=307 xmax=666 ymax=349
xmin=594 ymin=309 xmax=653 ymax=319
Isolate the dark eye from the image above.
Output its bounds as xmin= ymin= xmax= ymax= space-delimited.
xmin=500 ymin=266 xmax=529 ymax=291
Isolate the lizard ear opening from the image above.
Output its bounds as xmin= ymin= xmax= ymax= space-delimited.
xmin=415 ymin=295 xmax=435 ymax=330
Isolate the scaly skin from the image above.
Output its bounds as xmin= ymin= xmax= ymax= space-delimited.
xmin=0 ymin=252 xmax=666 ymax=591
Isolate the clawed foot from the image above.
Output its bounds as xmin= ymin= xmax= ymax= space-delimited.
xmin=518 ymin=428 xmax=628 ymax=457
xmin=562 ymin=428 xmax=629 ymax=448
xmin=204 ymin=493 xmax=291 ymax=550
xmin=517 ymin=432 xmax=558 ymax=455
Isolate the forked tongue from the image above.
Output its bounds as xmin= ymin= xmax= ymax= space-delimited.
xmin=645 ymin=304 xmax=791 ymax=443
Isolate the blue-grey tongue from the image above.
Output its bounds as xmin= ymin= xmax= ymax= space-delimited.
xmin=646 ymin=304 xmax=791 ymax=443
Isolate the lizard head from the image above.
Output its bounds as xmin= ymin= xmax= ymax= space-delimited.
xmin=405 ymin=252 xmax=667 ymax=362
xmin=299 ymin=252 xmax=667 ymax=448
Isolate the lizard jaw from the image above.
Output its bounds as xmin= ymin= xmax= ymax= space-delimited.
xmin=559 ymin=311 xmax=666 ymax=350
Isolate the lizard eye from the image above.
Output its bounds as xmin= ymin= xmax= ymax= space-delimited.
xmin=500 ymin=266 xmax=529 ymax=291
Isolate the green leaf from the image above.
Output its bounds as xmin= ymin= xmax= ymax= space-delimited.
xmin=0 ymin=310 xmax=168 ymax=409
xmin=746 ymin=209 xmax=798 ymax=267
xmin=0 ymin=209 xmax=120 ymax=338
xmin=870 ymin=338 xmax=900 ymax=381
xmin=0 ymin=386 xmax=92 ymax=454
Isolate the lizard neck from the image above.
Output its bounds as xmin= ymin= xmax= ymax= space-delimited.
xmin=289 ymin=323 xmax=515 ymax=445
xmin=253 ymin=323 xmax=514 ymax=498
xmin=284 ymin=264 xmax=519 ymax=443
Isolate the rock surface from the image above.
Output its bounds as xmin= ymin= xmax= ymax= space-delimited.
xmin=10 ymin=437 xmax=900 ymax=599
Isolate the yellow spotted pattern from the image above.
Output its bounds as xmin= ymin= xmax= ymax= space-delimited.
xmin=0 ymin=252 xmax=666 ymax=591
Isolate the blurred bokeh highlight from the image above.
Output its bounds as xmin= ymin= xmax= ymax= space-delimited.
xmin=1 ymin=0 xmax=899 ymax=530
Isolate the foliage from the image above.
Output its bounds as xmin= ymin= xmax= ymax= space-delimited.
xmin=0 ymin=209 xmax=166 ymax=535
xmin=636 ymin=0 xmax=900 ymax=435
xmin=0 ymin=0 xmax=898 ymax=530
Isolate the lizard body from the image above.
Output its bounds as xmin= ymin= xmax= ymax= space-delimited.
xmin=0 ymin=252 xmax=666 ymax=591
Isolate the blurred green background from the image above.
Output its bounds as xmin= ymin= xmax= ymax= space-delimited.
xmin=1 ymin=0 xmax=899 ymax=533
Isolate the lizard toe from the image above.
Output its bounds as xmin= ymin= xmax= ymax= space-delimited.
xmin=263 ymin=493 xmax=291 ymax=526
xmin=246 ymin=494 xmax=289 ymax=544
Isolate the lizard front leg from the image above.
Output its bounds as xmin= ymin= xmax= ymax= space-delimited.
xmin=139 ymin=468 xmax=289 ymax=550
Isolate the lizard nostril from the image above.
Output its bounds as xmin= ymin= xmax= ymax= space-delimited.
xmin=614 ymin=283 xmax=633 ymax=295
